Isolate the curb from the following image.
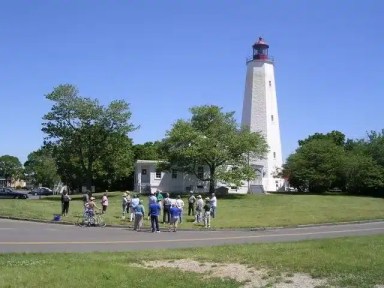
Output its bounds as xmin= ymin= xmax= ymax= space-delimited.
xmin=1 ymin=215 xmax=384 ymax=231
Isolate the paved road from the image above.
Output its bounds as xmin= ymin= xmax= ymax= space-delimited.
xmin=1 ymin=219 xmax=384 ymax=253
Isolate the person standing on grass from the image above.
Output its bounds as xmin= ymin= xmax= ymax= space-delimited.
xmin=130 ymin=194 xmax=139 ymax=222
xmin=175 ymin=195 xmax=184 ymax=223
xmin=149 ymin=191 xmax=157 ymax=206
xmin=210 ymin=193 xmax=217 ymax=218
xmin=194 ymin=195 xmax=204 ymax=223
xmin=169 ymin=203 xmax=182 ymax=232
xmin=133 ymin=200 xmax=145 ymax=231
xmin=148 ymin=199 xmax=161 ymax=233
xmin=188 ymin=191 xmax=196 ymax=216
xmin=61 ymin=191 xmax=71 ymax=216
xmin=156 ymin=190 xmax=163 ymax=217
xmin=101 ymin=192 xmax=109 ymax=214
xmin=82 ymin=191 xmax=91 ymax=208
xmin=163 ymin=193 xmax=172 ymax=224
xmin=122 ymin=192 xmax=129 ymax=219
xmin=203 ymin=197 xmax=211 ymax=228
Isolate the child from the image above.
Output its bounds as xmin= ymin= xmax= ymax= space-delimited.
xmin=101 ymin=192 xmax=109 ymax=214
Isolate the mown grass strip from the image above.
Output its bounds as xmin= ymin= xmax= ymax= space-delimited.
xmin=1 ymin=192 xmax=384 ymax=228
xmin=1 ymin=235 xmax=384 ymax=288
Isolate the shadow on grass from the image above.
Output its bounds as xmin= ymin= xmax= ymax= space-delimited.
xmin=270 ymin=191 xmax=384 ymax=198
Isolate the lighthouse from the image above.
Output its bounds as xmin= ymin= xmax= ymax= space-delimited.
xmin=241 ymin=37 xmax=284 ymax=192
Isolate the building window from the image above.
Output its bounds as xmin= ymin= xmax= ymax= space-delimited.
xmin=271 ymin=115 xmax=274 ymax=121
xmin=269 ymin=80 xmax=272 ymax=86
xmin=197 ymin=166 xmax=204 ymax=179
xmin=155 ymin=170 xmax=161 ymax=179
xmin=141 ymin=169 xmax=147 ymax=175
xmin=273 ymin=152 xmax=276 ymax=159
xmin=197 ymin=185 xmax=204 ymax=189
xmin=171 ymin=169 xmax=177 ymax=179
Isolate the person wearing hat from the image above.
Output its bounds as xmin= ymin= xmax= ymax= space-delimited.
xmin=203 ymin=197 xmax=211 ymax=228
xmin=133 ymin=199 xmax=145 ymax=231
xmin=194 ymin=195 xmax=204 ymax=223
xmin=85 ymin=196 xmax=99 ymax=218
xmin=187 ymin=191 xmax=196 ymax=216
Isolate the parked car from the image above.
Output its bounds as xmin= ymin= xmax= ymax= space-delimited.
xmin=28 ymin=187 xmax=54 ymax=196
xmin=0 ymin=187 xmax=29 ymax=199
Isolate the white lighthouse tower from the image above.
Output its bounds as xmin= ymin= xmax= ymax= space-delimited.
xmin=241 ymin=37 xmax=284 ymax=192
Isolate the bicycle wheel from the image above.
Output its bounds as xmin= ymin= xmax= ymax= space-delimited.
xmin=89 ymin=216 xmax=96 ymax=226
xmin=96 ymin=215 xmax=106 ymax=227
xmin=76 ymin=216 xmax=86 ymax=227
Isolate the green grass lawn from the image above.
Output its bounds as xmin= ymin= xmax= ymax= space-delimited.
xmin=1 ymin=235 xmax=384 ymax=288
xmin=1 ymin=192 xmax=384 ymax=228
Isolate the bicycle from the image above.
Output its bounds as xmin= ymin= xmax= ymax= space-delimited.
xmin=77 ymin=210 xmax=106 ymax=227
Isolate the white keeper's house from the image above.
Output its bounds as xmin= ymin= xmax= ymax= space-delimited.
xmin=134 ymin=37 xmax=285 ymax=194
xmin=134 ymin=160 xmax=249 ymax=195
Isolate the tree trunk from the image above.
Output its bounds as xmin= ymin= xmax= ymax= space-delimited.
xmin=209 ymin=165 xmax=216 ymax=194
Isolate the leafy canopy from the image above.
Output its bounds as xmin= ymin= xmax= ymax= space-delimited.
xmin=0 ymin=155 xmax=23 ymax=182
xmin=42 ymin=84 xmax=136 ymax=190
xmin=160 ymin=105 xmax=268 ymax=193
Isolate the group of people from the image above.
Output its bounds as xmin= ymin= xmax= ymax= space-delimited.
xmin=131 ymin=190 xmax=218 ymax=231
xmin=82 ymin=191 xmax=109 ymax=216
xmin=60 ymin=189 xmax=218 ymax=231
xmin=186 ymin=192 xmax=217 ymax=228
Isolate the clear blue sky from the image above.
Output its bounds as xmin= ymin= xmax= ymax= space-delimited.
xmin=1 ymin=1 xmax=383 ymax=164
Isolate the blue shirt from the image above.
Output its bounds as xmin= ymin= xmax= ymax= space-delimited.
xmin=134 ymin=204 xmax=145 ymax=215
xmin=170 ymin=206 xmax=181 ymax=219
xmin=149 ymin=203 xmax=161 ymax=216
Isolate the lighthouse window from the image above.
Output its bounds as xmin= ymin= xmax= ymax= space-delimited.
xmin=273 ymin=152 xmax=276 ymax=159
xmin=271 ymin=115 xmax=274 ymax=121
xmin=269 ymin=81 xmax=272 ymax=86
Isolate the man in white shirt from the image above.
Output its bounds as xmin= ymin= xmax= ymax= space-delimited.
xmin=175 ymin=195 xmax=184 ymax=223
xmin=210 ymin=193 xmax=217 ymax=218
xmin=130 ymin=194 xmax=140 ymax=222
xmin=194 ymin=195 xmax=204 ymax=223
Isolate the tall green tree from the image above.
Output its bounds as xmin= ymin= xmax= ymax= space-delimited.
xmin=24 ymin=147 xmax=60 ymax=188
xmin=0 ymin=155 xmax=23 ymax=186
xmin=298 ymin=130 xmax=346 ymax=147
xmin=160 ymin=105 xmax=268 ymax=193
xmin=343 ymin=152 xmax=384 ymax=194
xmin=42 ymin=84 xmax=136 ymax=191
xmin=133 ymin=141 xmax=164 ymax=160
xmin=93 ymin=133 xmax=134 ymax=190
xmin=283 ymin=139 xmax=345 ymax=193
xmin=366 ymin=130 xmax=384 ymax=167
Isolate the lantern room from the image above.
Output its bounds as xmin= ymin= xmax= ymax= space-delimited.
xmin=252 ymin=37 xmax=269 ymax=60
